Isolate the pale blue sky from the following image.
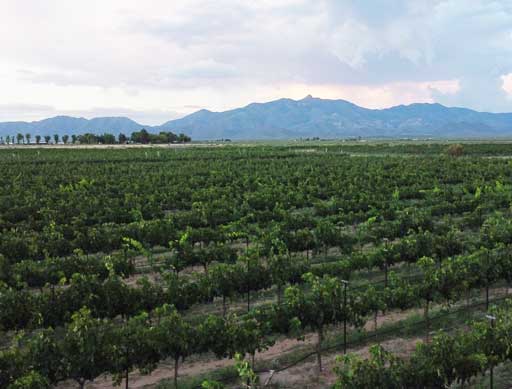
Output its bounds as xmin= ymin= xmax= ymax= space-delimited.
xmin=1 ymin=0 xmax=511 ymax=124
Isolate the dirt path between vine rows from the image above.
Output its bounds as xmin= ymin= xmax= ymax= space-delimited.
xmin=258 ymin=335 xmax=423 ymax=389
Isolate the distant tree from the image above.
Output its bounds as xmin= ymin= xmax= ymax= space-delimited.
xmin=53 ymin=134 xmax=59 ymax=144
xmin=158 ymin=131 xmax=177 ymax=143
xmin=118 ymin=133 xmax=127 ymax=144
xmin=131 ymin=129 xmax=150 ymax=144
xmin=129 ymin=129 xmax=190 ymax=144
xmin=78 ymin=133 xmax=99 ymax=144
xmin=178 ymin=133 xmax=191 ymax=143
xmin=16 ymin=133 xmax=24 ymax=144
xmin=62 ymin=135 xmax=69 ymax=144
xmin=101 ymin=133 xmax=116 ymax=144
xmin=447 ymin=144 xmax=464 ymax=157
xmin=35 ymin=135 xmax=41 ymax=144
xmin=25 ymin=133 xmax=31 ymax=144
xmin=44 ymin=135 xmax=51 ymax=144
xmin=0 ymin=136 xmax=3 ymax=144
xmin=71 ymin=134 xmax=77 ymax=144
xmin=5 ymin=135 xmax=10 ymax=145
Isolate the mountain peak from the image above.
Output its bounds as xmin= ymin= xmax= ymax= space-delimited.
xmin=159 ymin=97 xmax=512 ymax=140
xmin=1 ymin=97 xmax=512 ymax=140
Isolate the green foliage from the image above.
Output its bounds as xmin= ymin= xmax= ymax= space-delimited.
xmin=334 ymin=345 xmax=404 ymax=389
xmin=3 ymin=144 xmax=512 ymax=387
xmin=234 ymin=353 xmax=259 ymax=388
xmin=130 ymin=129 xmax=190 ymax=144
xmin=7 ymin=371 xmax=50 ymax=389
xmin=201 ymin=380 xmax=225 ymax=389
xmin=335 ymin=302 xmax=512 ymax=387
xmin=61 ymin=307 xmax=112 ymax=387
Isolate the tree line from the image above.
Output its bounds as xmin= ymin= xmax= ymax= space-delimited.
xmin=0 ymin=129 xmax=191 ymax=145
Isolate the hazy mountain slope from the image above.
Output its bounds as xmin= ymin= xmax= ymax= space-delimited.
xmin=158 ymin=96 xmax=512 ymax=139
xmin=1 ymin=97 xmax=512 ymax=139
xmin=0 ymin=116 xmax=146 ymax=137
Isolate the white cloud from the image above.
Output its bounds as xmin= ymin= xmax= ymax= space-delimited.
xmin=503 ymin=73 xmax=512 ymax=96
xmin=0 ymin=0 xmax=511 ymax=122
xmin=0 ymin=103 xmax=57 ymax=122
xmin=275 ymin=79 xmax=459 ymax=109
xmin=0 ymin=103 xmax=184 ymax=125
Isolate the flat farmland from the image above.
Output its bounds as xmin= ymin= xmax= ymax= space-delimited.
xmin=3 ymin=142 xmax=512 ymax=388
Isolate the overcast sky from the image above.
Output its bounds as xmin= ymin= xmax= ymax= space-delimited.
xmin=1 ymin=0 xmax=512 ymax=124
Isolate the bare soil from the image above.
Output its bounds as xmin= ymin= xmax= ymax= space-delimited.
xmin=259 ymin=336 xmax=422 ymax=389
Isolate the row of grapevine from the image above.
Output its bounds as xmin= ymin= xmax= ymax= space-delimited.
xmin=335 ymin=301 xmax=512 ymax=388
xmin=3 ymin=212 xmax=511 ymax=332
xmin=3 ymin=243 xmax=512 ymax=387
xmin=2 ymin=146 xmax=510 ymax=263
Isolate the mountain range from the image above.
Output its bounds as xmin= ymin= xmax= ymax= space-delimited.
xmin=1 ymin=96 xmax=512 ymax=140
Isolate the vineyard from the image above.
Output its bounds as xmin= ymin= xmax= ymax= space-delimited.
xmin=3 ymin=142 xmax=512 ymax=388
